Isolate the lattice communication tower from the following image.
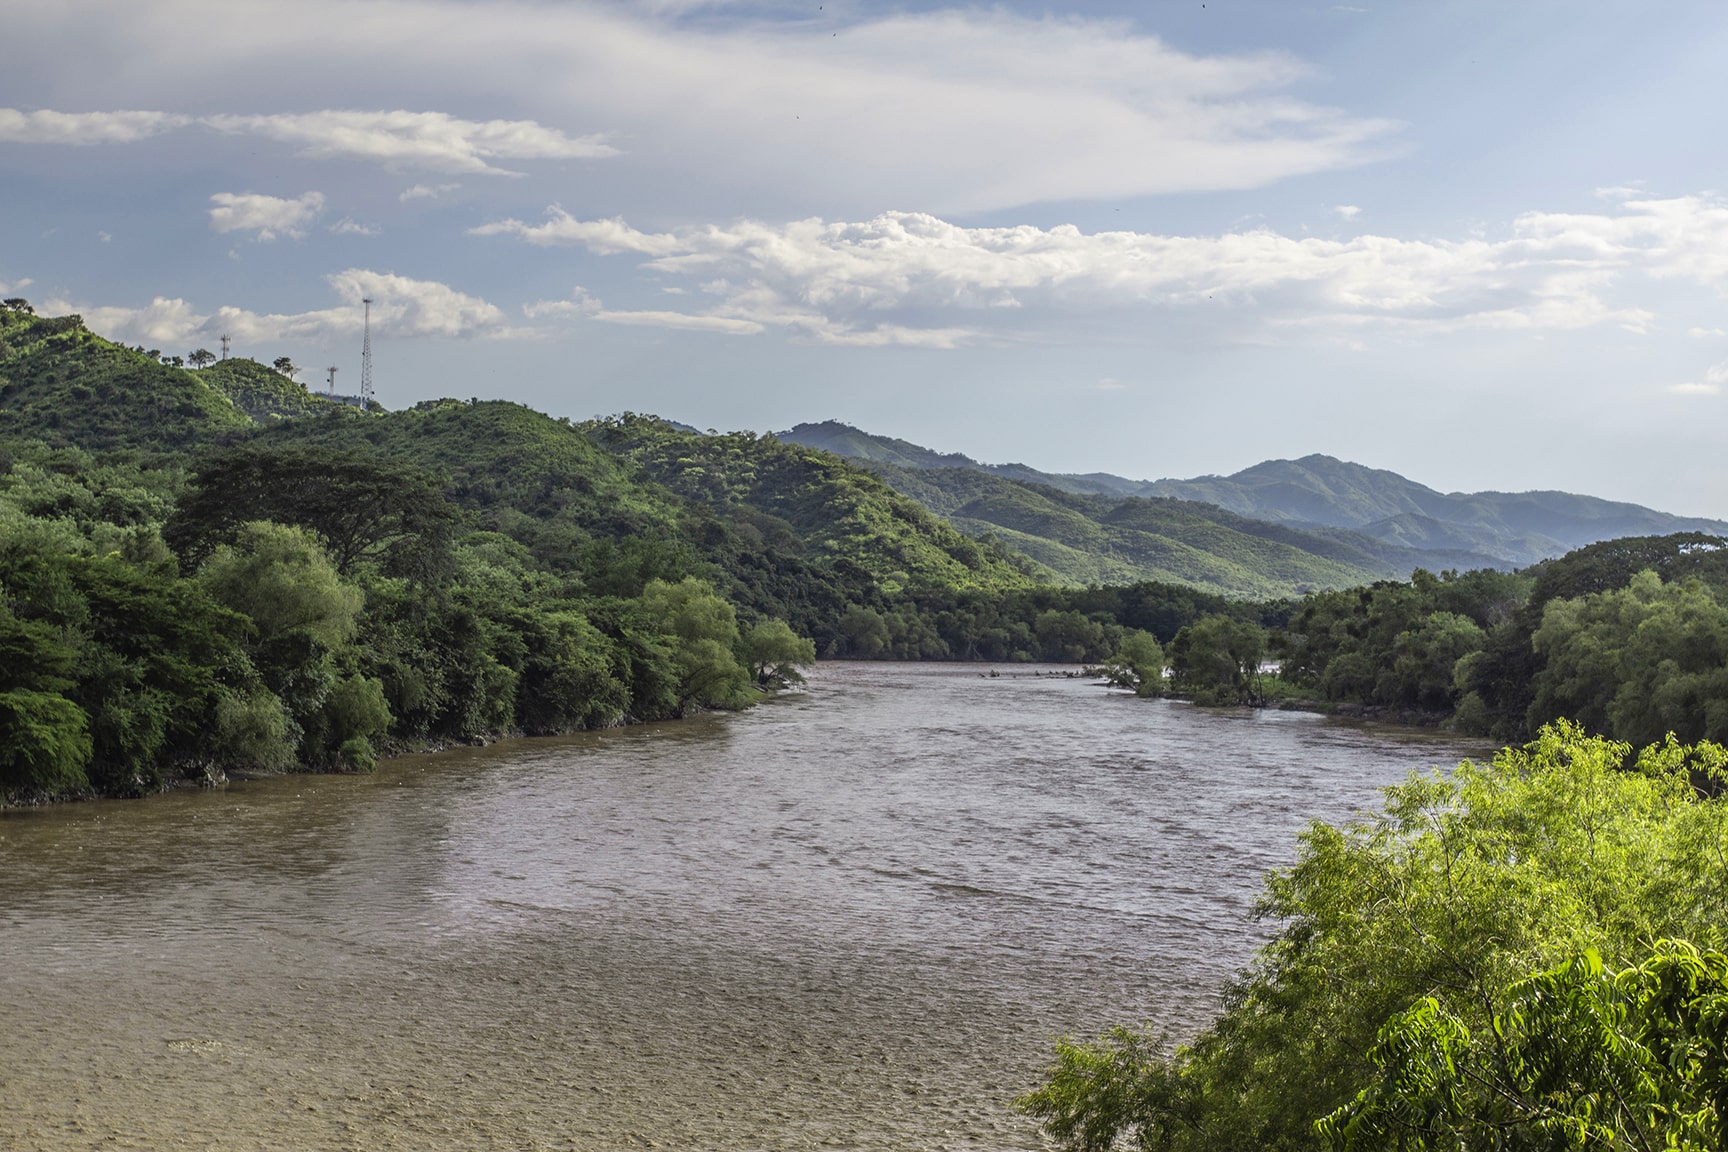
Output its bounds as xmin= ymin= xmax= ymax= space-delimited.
xmin=360 ymin=298 xmax=374 ymax=411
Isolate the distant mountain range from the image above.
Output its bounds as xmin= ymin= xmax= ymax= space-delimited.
xmin=778 ymin=421 xmax=1728 ymax=580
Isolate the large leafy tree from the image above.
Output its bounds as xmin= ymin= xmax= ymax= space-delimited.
xmin=167 ymin=446 xmax=459 ymax=577
xmin=1019 ymin=724 xmax=1728 ymax=1152
xmin=1319 ymin=940 xmax=1728 ymax=1150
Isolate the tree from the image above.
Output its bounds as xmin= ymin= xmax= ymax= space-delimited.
xmin=1318 ymin=940 xmax=1728 ymax=1150
xmin=0 ymin=690 xmax=92 ymax=793
xmin=1168 ymin=615 xmax=1265 ymax=703
xmin=640 ymin=577 xmax=754 ymax=711
xmin=742 ymin=618 xmax=816 ymax=688
xmin=166 ymin=446 xmax=459 ymax=577
xmin=198 ymin=521 xmax=363 ymax=650
xmin=1530 ymin=571 xmax=1728 ymax=746
xmin=272 ymin=356 xmax=300 ymax=380
xmin=1 ymin=297 xmax=32 ymax=314
xmin=187 ymin=348 xmax=216 ymax=368
xmin=1101 ymin=629 xmax=1165 ymax=697
xmin=1019 ymin=724 xmax=1728 ymax=1152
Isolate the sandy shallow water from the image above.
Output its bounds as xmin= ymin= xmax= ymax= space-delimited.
xmin=0 ymin=664 xmax=1490 ymax=1151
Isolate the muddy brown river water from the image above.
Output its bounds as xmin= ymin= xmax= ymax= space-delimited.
xmin=0 ymin=663 xmax=1492 ymax=1151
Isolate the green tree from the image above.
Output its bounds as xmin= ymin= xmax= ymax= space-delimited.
xmin=640 ymin=577 xmax=754 ymax=711
xmin=839 ymin=604 xmax=891 ymax=658
xmin=187 ymin=348 xmax=216 ymax=368
xmin=168 ymin=446 xmax=458 ymax=577
xmin=1319 ymin=940 xmax=1728 ymax=1150
xmin=1168 ymin=615 xmax=1265 ymax=704
xmin=1530 ymin=571 xmax=1728 ymax=746
xmin=271 ymin=356 xmax=300 ymax=380
xmin=1102 ymin=629 xmax=1166 ymax=697
xmin=742 ymin=618 xmax=817 ymax=687
xmin=1019 ymin=724 xmax=1728 ymax=1152
xmin=0 ymin=689 xmax=92 ymax=793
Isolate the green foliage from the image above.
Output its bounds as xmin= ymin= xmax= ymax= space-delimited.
xmin=168 ymin=446 xmax=458 ymax=576
xmin=1021 ymin=723 xmax=1728 ymax=1152
xmin=1530 ymin=571 xmax=1728 ymax=748
xmin=0 ymin=689 xmax=92 ymax=792
xmin=1281 ymin=568 xmax=1524 ymax=714
xmin=1457 ymin=535 xmax=1728 ymax=740
xmin=742 ymin=618 xmax=817 ymax=687
xmin=1319 ymin=940 xmax=1728 ymax=1150
xmin=1168 ymin=615 xmax=1266 ymax=703
xmin=199 ymin=521 xmax=363 ymax=648
xmin=1101 ymin=630 xmax=1166 ymax=697
xmin=0 ymin=309 xmax=253 ymax=450
xmin=640 ymin=576 xmax=755 ymax=711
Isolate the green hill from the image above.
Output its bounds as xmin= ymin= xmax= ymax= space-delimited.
xmin=1143 ymin=455 xmax=1728 ymax=563
xmin=862 ymin=462 xmax=1493 ymax=597
xmin=0 ymin=310 xmax=260 ymax=449
xmin=779 ymin=422 xmax=1728 ymax=568
xmin=0 ymin=311 xmax=1031 ymax=641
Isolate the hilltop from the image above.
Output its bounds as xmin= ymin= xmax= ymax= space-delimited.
xmin=779 ymin=421 xmax=1727 ymax=568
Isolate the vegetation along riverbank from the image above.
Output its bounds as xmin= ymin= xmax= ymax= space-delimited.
xmin=7 ymin=304 xmax=1728 ymax=804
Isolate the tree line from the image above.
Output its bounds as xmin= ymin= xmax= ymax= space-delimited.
xmin=0 ymin=442 xmax=813 ymax=800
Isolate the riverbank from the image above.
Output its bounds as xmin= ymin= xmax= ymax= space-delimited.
xmin=0 ymin=663 xmax=1493 ymax=1152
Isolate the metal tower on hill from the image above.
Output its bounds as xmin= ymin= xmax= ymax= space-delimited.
xmin=359 ymin=297 xmax=374 ymax=411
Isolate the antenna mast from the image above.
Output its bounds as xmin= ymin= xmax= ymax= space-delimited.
xmin=326 ymin=365 xmax=338 ymax=398
xmin=220 ymin=333 xmax=231 ymax=360
xmin=360 ymin=297 xmax=374 ymax=411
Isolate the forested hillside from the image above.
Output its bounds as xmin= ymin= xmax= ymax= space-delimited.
xmin=864 ymin=461 xmax=1497 ymax=596
xmin=781 ymin=421 xmax=1728 ymax=567
xmin=11 ymin=305 xmax=1728 ymax=807
xmin=0 ymin=308 xmax=1257 ymax=801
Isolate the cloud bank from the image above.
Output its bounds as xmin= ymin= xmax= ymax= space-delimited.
xmin=67 ymin=270 xmax=508 ymax=346
xmin=0 ymin=2 xmax=1396 ymax=211
xmin=0 ymin=107 xmax=612 ymax=175
xmin=496 ymin=196 xmax=1728 ymax=347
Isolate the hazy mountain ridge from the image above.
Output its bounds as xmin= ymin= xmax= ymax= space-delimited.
xmin=779 ymin=422 xmax=1728 ymax=567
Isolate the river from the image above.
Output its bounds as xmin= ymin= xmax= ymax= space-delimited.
xmin=0 ymin=663 xmax=1492 ymax=1151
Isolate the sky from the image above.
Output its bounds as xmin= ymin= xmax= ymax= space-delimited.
xmin=4 ymin=0 xmax=1728 ymax=515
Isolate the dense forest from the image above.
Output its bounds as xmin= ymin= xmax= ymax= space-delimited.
xmin=0 ymin=306 xmax=1272 ymax=800
xmin=7 ymin=304 xmax=1728 ymax=804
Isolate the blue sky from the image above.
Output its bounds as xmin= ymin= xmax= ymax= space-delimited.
xmin=4 ymin=0 xmax=1728 ymax=514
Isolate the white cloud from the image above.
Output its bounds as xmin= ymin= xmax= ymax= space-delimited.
xmin=66 ymin=269 xmax=509 ymax=346
xmin=96 ymin=231 xmax=112 ymax=243
xmin=0 ymin=276 xmax=33 ymax=296
xmin=473 ymin=211 xmax=687 ymax=256
xmin=590 ymin=309 xmax=765 ymax=335
xmin=1672 ymin=363 xmax=1728 ymax=395
xmin=0 ymin=106 xmax=613 ymax=176
xmin=478 ymin=195 xmax=1728 ymax=347
xmin=204 ymin=110 xmax=614 ymax=175
xmin=400 ymin=183 xmax=461 ymax=201
xmin=1689 ymin=327 xmax=1727 ymax=338
xmin=524 ymin=287 xmax=761 ymax=334
xmin=522 ymin=287 xmax=602 ymax=319
xmin=0 ymin=3 xmax=1396 ymax=212
xmin=328 ymin=217 xmax=379 ymax=236
xmin=208 ymin=190 xmax=325 ymax=240
xmin=1333 ymin=205 xmax=1361 ymax=219
xmin=1096 ymin=378 xmax=1128 ymax=390
xmin=0 ymin=108 xmax=188 ymax=144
